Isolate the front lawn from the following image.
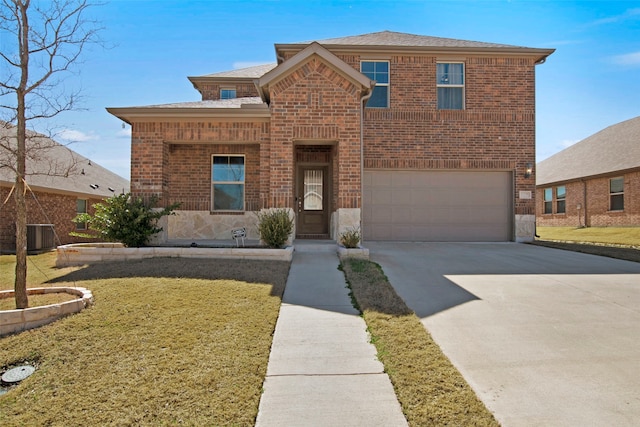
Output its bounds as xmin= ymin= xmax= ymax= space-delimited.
xmin=537 ymin=226 xmax=640 ymax=247
xmin=0 ymin=252 xmax=289 ymax=426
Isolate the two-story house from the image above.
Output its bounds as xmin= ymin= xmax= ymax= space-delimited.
xmin=107 ymin=31 xmax=554 ymax=244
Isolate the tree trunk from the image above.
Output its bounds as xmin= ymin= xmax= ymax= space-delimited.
xmin=14 ymin=0 xmax=30 ymax=310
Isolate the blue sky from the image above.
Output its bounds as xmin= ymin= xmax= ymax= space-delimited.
xmin=17 ymin=0 xmax=640 ymax=179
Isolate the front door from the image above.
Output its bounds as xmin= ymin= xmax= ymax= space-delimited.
xmin=296 ymin=166 xmax=329 ymax=237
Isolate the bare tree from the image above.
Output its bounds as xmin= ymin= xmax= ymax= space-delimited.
xmin=0 ymin=0 xmax=101 ymax=309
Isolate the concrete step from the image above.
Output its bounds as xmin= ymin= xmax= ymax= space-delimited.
xmin=293 ymin=239 xmax=338 ymax=253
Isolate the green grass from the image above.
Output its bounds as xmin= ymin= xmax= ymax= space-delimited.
xmin=341 ymin=259 xmax=498 ymax=426
xmin=537 ymin=226 xmax=640 ymax=247
xmin=0 ymin=253 xmax=289 ymax=426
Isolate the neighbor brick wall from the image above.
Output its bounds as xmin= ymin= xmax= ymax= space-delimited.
xmin=0 ymin=187 xmax=102 ymax=252
xmin=536 ymin=170 xmax=640 ymax=227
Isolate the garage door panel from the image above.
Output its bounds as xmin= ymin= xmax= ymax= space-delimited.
xmin=363 ymin=170 xmax=512 ymax=242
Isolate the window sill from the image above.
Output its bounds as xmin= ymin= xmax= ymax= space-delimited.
xmin=210 ymin=211 xmax=245 ymax=215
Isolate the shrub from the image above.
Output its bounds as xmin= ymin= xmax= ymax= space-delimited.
xmin=339 ymin=227 xmax=361 ymax=248
xmin=71 ymin=193 xmax=179 ymax=247
xmin=257 ymin=209 xmax=294 ymax=248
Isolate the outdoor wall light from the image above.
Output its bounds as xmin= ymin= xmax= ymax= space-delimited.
xmin=524 ymin=163 xmax=533 ymax=178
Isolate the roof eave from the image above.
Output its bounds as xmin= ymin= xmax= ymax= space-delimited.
xmin=275 ymin=43 xmax=555 ymax=63
xmin=106 ymin=106 xmax=271 ymax=124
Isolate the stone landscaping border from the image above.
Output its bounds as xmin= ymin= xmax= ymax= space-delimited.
xmin=55 ymin=243 xmax=294 ymax=267
xmin=0 ymin=287 xmax=93 ymax=337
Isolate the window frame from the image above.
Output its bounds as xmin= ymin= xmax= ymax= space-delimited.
xmin=555 ymin=185 xmax=566 ymax=214
xmin=220 ymin=87 xmax=237 ymax=100
xmin=211 ymin=154 xmax=245 ymax=212
xmin=609 ymin=177 xmax=624 ymax=211
xmin=360 ymin=60 xmax=389 ymax=108
xmin=436 ymin=62 xmax=465 ymax=110
xmin=76 ymin=199 xmax=87 ymax=230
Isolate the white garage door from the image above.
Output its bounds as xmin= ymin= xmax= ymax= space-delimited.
xmin=363 ymin=170 xmax=513 ymax=241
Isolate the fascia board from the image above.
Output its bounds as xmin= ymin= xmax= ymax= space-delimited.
xmin=276 ymin=44 xmax=555 ymax=64
xmin=106 ymin=107 xmax=271 ymax=124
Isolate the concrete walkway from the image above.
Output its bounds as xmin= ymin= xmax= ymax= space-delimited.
xmin=255 ymin=242 xmax=407 ymax=426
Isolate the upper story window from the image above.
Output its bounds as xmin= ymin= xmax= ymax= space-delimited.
xmin=437 ymin=62 xmax=464 ymax=110
xmin=212 ymin=155 xmax=245 ymax=211
xmin=556 ymin=186 xmax=566 ymax=214
xmin=220 ymin=88 xmax=237 ymax=100
xmin=610 ymin=177 xmax=624 ymax=211
xmin=361 ymin=61 xmax=389 ymax=108
xmin=543 ymin=188 xmax=553 ymax=214
xmin=76 ymin=199 xmax=87 ymax=230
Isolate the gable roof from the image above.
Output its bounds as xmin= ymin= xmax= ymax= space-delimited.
xmin=190 ymin=63 xmax=277 ymax=80
xmin=0 ymin=125 xmax=129 ymax=198
xmin=537 ymin=116 xmax=640 ymax=186
xmin=276 ymin=30 xmax=554 ymax=63
xmin=257 ymin=42 xmax=375 ymax=104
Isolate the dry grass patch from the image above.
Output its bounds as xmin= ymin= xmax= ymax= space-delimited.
xmin=0 ymin=254 xmax=289 ymax=426
xmin=341 ymin=259 xmax=498 ymax=427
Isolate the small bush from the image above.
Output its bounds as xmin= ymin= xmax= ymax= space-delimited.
xmin=257 ymin=209 xmax=294 ymax=248
xmin=339 ymin=227 xmax=361 ymax=248
xmin=71 ymin=193 xmax=179 ymax=247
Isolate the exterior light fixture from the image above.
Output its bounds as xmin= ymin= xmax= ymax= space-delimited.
xmin=524 ymin=163 xmax=533 ymax=178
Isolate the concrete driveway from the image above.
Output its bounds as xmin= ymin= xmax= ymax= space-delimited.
xmin=367 ymin=242 xmax=640 ymax=427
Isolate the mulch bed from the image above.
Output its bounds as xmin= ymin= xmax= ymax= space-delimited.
xmin=530 ymin=240 xmax=640 ymax=263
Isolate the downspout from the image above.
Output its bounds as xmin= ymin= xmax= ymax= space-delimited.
xmin=359 ymin=86 xmax=374 ymax=244
xmin=582 ymin=178 xmax=588 ymax=227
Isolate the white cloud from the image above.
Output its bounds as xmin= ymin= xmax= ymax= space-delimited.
xmin=612 ymin=51 xmax=640 ymax=66
xmin=58 ymin=129 xmax=99 ymax=142
xmin=116 ymin=128 xmax=132 ymax=138
xmin=589 ymin=7 xmax=640 ymax=26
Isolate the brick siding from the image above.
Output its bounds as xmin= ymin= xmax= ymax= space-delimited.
xmin=128 ymin=47 xmax=540 ymax=229
xmin=536 ymin=170 xmax=640 ymax=227
xmin=0 ymin=187 xmax=102 ymax=252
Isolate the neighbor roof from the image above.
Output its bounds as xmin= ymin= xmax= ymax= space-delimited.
xmin=0 ymin=125 xmax=129 ymax=198
xmin=276 ymin=30 xmax=554 ymax=63
xmin=537 ymin=116 xmax=640 ymax=186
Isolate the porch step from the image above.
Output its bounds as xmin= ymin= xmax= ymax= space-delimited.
xmin=293 ymin=239 xmax=338 ymax=253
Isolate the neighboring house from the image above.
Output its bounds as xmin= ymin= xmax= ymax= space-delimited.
xmin=536 ymin=116 xmax=640 ymax=228
xmin=0 ymin=125 xmax=130 ymax=253
xmin=108 ymin=31 xmax=553 ymax=243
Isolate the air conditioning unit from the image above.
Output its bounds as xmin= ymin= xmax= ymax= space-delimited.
xmin=27 ymin=224 xmax=55 ymax=252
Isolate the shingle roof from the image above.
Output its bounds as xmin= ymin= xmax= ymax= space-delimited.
xmin=537 ymin=116 xmax=640 ymax=185
xmin=0 ymin=125 xmax=129 ymax=197
xmin=196 ymin=63 xmax=277 ymax=79
xmin=297 ymin=30 xmax=524 ymax=49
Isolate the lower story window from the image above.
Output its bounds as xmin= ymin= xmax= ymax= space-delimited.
xmin=543 ymin=188 xmax=553 ymax=214
xmin=610 ymin=177 xmax=624 ymax=211
xmin=76 ymin=199 xmax=87 ymax=230
xmin=556 ymin=186 xmax=566 ymax=214
xmin=212 ymin=155 xmax=245 ymax=211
